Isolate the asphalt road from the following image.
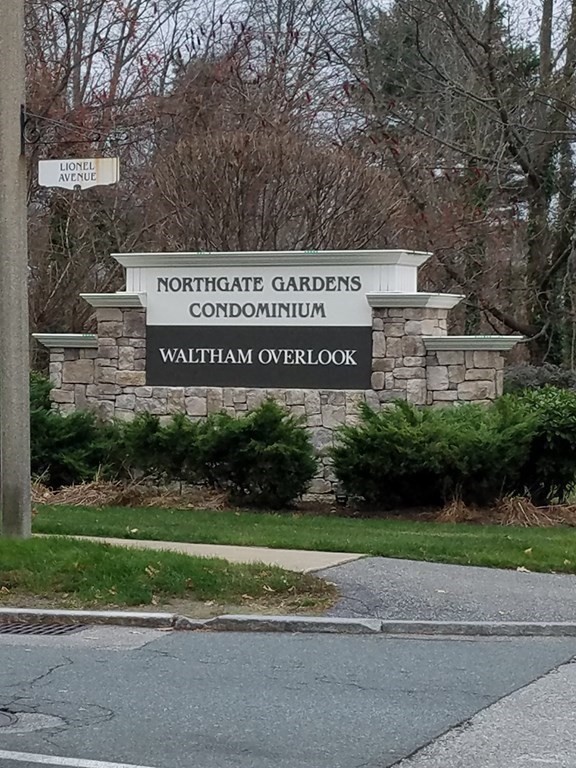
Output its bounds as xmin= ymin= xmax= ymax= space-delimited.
xmin=322 ymin=557 xmax=576 ymax=621
xmin=0 ymin=627 xmax=575 ymax=768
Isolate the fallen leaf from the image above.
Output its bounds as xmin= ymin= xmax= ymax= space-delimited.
xmin=524 ymin=548 xmax=532 ymax=555
xmin=516 ymin=566 xmax=531 ymax=573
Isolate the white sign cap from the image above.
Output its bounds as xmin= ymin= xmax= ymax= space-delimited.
xmin=38 ymin=157 xmax=120 ymax=190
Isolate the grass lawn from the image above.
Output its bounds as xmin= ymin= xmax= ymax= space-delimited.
xmin=34 ymin=505 xmax=576 ymax=575
xmin=0 ymin=536 xmax=334 ymax=612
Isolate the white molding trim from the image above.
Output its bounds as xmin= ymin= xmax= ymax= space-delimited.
xmin=113 ymin=249 xmax=432 ymax=269
xmin=80 ymin=293 xmax=145 ymax=308
xmin=424 ymin=335 xmax=522 ymax=351
xmin=33 ymin=333 xmax=98 ymax=349
xmin=366 ymin=292 xmax=464 ymax=309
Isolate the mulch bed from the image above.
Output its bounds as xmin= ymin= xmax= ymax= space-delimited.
xmin=32 ymin=480 xmax=576 ymax=528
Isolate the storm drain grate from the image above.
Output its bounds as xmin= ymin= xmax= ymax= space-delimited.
xmin=0 ymin=711 xmax=17 ymax=728
xmin=0 ymin=622 xmax=86 ymax=636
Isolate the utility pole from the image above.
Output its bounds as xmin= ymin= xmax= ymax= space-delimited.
xmin=0 ymin=0 xmax=31 ymax=538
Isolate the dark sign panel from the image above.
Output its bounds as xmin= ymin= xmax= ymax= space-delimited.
xmin=147 ymin=325 xmax=372 ymax=389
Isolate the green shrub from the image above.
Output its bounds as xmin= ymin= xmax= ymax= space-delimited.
xmin=121 ymin=412 xmax=204 ymax=484
xmin=31 ymin=408 xmax=121 ymax=488
xmin=29 ymin=384 xmax=316 ymax=506
xmin=331 ymin=400 xmax=536 ymax=508
xmin=122 ymin=402 xmax=317 ymax=508
xmin=29 ymin=372 xmax=121 ymax=487
xmin=512 ymin=387 xmax=576 ymax=503
xmin=504 ymin=363 xmax=576 ymax=393
xmin=30 ymin=372 xmax=52 ymax=410
xmin=120 ymin=413 xmax=165 ymax=479
xmin=199 ymin=400 xmax=317 ymax=508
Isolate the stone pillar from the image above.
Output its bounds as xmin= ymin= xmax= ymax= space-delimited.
xmin=54 ymin=347 xmax=97 ymax=414
xmin=425 ymin=348 xmax=505 ymax=406
xmin=95 ymin=307 xmax=146 ymax=420
xmin=371 ymin=306 xmax=448 ymax=406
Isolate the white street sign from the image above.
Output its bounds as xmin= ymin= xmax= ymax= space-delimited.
xmin=38 ymin=157 xmax=120 ymax=190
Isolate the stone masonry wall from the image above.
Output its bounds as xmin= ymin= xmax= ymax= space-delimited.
xmin=426 ymin=349 xmax=505 ymax=405
xmin=49 ymin=346 xmax=98 ymax=414
xmin=47 ymin=305 xmax=506 ymax=494
xmin=371 ymin=306 xmax=447 ymax=407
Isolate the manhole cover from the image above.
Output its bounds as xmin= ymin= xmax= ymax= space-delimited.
xmin=0 ymin=622 xmax=85 ymax=636
xmin=0 ymin=711 xmax=17 ymax=728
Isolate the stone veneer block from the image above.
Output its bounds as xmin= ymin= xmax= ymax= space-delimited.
xmin=167 ymin=390 xmax=185 ymax=412
xmin=436 ymin=351 xmax=465 ymax=365
xmin=394 ymin=367 xmax=425 ymax=379
xmin=427 ymin=366 xmax=449 ymax=390
xmin=406 ymin=379 xmax=427 ymax=405
xmin=465 ymin=368 xmax=497 ymax=381
xmin=402 ymin=336 xmax=426 ymax=356
xmin=383 ymin=322 xmax=404 ymax=337
xmin=97 ymin=308 xmax=123 ymax=322
xmin=372 ymin=332 xmax=386 ymax=358
xmin=123 ymin=310 xmax=146 ymax=338
xmin=52 ymin=389 xmax=75 ymax=404
xmin=116 ymin=394 xmax=136 ymax=410
xmin=472 ymin=350 xmax=502 ymax=368
xmin=62 ymin=359 xmax=94 ymax=384
xmin=207 ymin=389 xmax=224 ymax=413
xmin=432 ymin=391 xmax=459 ymax=401
xmin=322 ymin=405 xmax=346 ymax=428
xmin=98 ymin=321 xmax=123 ymax=338
xmin=457 ymin=381 xmax=496 ymax=400
xmin=372 ymin=358 xmax=395 ymax=372
xmin=305 ymin=391 xmax=321 ymax=414
xmin=403 ymin=356 xmax=426 ymax=367
xmin=385 ymin=337 xmax=403 ymax=357
xmin=116 ymin=371 xmax=146 ymax=387
xmin=448 ymin=365 xmax=466 ymax=385
xmin=186 ymin=397 xmax=208 ymax=417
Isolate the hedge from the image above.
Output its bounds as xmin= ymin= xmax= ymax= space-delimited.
xmin=30 ymin=382 xmax=317 ymax=509
xmin=31 ymin=371 xmax=576 ymax=510
xmin=331 ymin=389 xmax=576 ymax=508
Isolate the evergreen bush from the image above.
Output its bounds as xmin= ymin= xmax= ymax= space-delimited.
xmin=199 ymin=400 xmax=317 ymax=508
xmin=513 ymin=387 xmax=576 ymax=503
xmin=331 ymin=400 xmax=536 ymax=508
xmin=30 ymin=378 xmax=316 ymax=507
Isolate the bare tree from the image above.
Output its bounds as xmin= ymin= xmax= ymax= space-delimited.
xmin=150 ymin=50 xmax=405 ymax=250
xmin=335 ymin=0 xmax=576 ymax=362
xmin=25 ymin=0 xmax=242 ymax=345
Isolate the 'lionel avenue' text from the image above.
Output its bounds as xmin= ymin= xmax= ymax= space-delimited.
xmin=158 ymin=347 xmax=358 ymax=366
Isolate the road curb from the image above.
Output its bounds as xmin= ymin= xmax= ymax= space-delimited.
xmin=0 ymin=608 xmax=177 ymax=629
xmin=377 ymin=620 xmax=576 ymax=637
xmin=207 ymin=615 xmax=383 ymax=633
xmin=3 ymin=608 xmax=576 ymax=636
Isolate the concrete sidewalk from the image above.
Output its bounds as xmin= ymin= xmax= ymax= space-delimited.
xmin=42 ymin=534 xmax=363 ymax=573
xmin=398 ymin=659 xmax=576 ymax=767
